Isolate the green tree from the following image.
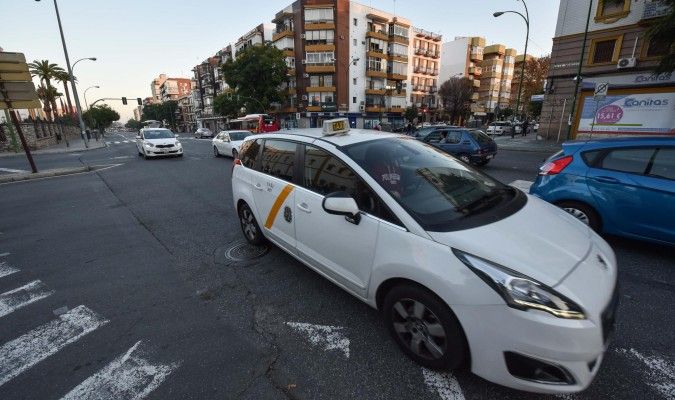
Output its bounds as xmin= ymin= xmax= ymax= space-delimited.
xmin=36 ymin=85 xmax=62 ymax=120
xmin=221 ymin=44 xmax=288 ymax=113
xmin=141 ymin=101 xmax=178 ymax=129
xmin=438 ymin=77 xmax=473 ymax=125
xmin=214 ymin=93 xmax=243 ymax=118
xmin=53 ymin=71 xmax=76 ymax=116
xmin=28 ymin=60 xmax=64 ymax=121
xmin=125 ymin=119 xmax=144 ymax=130
xmin=404 ymin=105 xmax=418 ymax=124
xmin=141 ymin=103 xmax=163 ymax=122
xmin=83 ymin=104 xmax=120 ymax=131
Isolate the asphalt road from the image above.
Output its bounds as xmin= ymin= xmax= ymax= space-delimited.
xmin=0 ymin=132 xmax=673 ymax=400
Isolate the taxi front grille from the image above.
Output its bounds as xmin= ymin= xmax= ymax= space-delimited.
xmin=156 ymin=144 xmax=173 ymax=148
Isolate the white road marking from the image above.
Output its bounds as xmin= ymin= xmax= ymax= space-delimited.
xmin=509 ymin=179 xmax=534 ymax=192
xmin=0 ymin=280 xmax=54 ymax=318
xmin=106 ymin=142 xmax=113 ymax=145
xmin=616 ymin=348 xmax=675 ymax=399
xmin=0 ymin=253 xmax=10 ymax=257
xmin=285 ymin=322 xmax=350 ymax=358
xmin=122 ymin=140 xmax=130 ymax=143
xmin=0 ymin=168 xmax=28 ymax=173
xmin=60 ymin=341 xmax=180 ymax=400
xmin=0 ymin=262 xmax=19 ymax=278
xmin=0 ymin=305 xmax=109 ymax=386
xmin=114 ymin=141 xmax=121 ymax=144
xmin=421 ymin=368 xmax=465 ymax=400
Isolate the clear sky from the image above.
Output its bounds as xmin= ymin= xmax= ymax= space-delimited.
xmin=1 ymin=0 xmax=558 ymax=121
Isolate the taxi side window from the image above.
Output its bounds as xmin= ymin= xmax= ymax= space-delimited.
xmin=303 ymin=145 xmax=402 ymax=226
xmin=261 ymin=139 xmax=296 ymax=181
xmin=239 ymin=139 xmax=262 ymax=169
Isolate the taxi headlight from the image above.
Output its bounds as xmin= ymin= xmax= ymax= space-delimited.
xmin=453 ymin=249 xmax=586 ymax=320
xmin=174 ymin=141 xmax=181 ymax=147
xmin=144 ymin=142 xmax=155 ymax=148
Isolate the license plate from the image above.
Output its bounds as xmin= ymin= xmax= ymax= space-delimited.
xmin=486 ymin=155 xmax=493 ymax=159
xmin=332 ymin=120 xmax=346 ymax=131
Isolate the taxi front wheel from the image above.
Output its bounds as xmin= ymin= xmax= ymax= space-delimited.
xmin=238 ymin=202 xmax=265 ymax=245
xmin=383 ymin=285 xmax=468 ymax=370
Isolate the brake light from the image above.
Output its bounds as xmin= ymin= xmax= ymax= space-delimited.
xmin=539 ymin=155 xmax=573 ymax=175
xmin=232 ymin=158 xmax=241 ymax=172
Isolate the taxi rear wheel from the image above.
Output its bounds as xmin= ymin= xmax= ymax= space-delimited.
xmin=213 ymin=146 xmax=220 ymax=157
xmin=238 ymin=202 xmax=264 ymax=245
xmin=383 ymin=285 xmax=468 ymax=370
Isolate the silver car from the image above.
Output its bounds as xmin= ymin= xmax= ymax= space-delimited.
xmin=194 ymin=127 xmax=213 ymax=139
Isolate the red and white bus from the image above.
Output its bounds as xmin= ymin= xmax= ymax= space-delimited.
xmin=227 ymin=114 xmax=280 ymax=133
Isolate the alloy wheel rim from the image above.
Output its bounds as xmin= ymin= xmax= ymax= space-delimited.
xmin=563 ymin=207 xmax=589 ymax=225
xmin=460 ymin=155 xmax=470 ymax=163
xmin=240 ymin=208 xmax=257 ymax=240
xmin=392 ymin=298 xmax=447 ymax=360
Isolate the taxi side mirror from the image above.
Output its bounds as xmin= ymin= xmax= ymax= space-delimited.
xmin=175 ymin=134 xmax=179 ymax=138
xmin=322 ymin=192 xmax=361 ymax=225
xmin=136 ymin=135 xmax=141 ymax=140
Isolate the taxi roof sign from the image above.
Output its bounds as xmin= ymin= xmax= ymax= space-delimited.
xmin=322 ymin=118 xmax=350 ymax=136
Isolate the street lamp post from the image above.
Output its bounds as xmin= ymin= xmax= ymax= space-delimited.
xmin=83 ymin=85 xmax=100 ymax=110
xmin=494 ymin=0 xmax=529 ymax=123
xmin=36 ymin=0 xmax=93 ymax=148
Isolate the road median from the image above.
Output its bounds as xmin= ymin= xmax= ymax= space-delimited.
xmin=0 ymin=165 xmax=113 ymax=184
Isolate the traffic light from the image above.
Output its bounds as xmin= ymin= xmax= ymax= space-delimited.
xmin=137 ymin=98 xmax=142 ymax=106
xmin=122 ymin=97 xmax=127 ymax=105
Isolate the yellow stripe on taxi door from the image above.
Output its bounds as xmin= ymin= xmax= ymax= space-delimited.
xmin=264 ymin=184 xmax=295 ymax=229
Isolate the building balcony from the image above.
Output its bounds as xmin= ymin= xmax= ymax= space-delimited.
xmin=469 ymin=66 xmax=482 ymax=76
xmin=473 ymin=79 xmax=481 ymax=88
xmin=387 ymin=73 xmax=407 ymax=81
xmin=414 ymin=65 xmax=425 ymax=74
xmin=429 ymin=86 xmax=438 ymax=93
xmin=282 ymin=49 xmax=295 ymax=57
xmin=429 ymin=68 xmax=439 ymax=76
xmin=470 ymin=51 xmax=483 ymax=62
xmin=366 ymin=88 xmax=386 ymax=95
xmin=471 ymin=92 xmax=479 ymax=101
xmin=306 ymin=86 xmax=336 ymax=93
xmin=425 ymin=50 xmax=439 ymax=58
xmin=367 ymin=50 xmax=388 ymax=59
xmin=305 ymin=22 xmax=336 ymax=31
xmin=388 ymin=107 xmax=405 ymax=113
xmin=390 ymin=54 xmax=408 ymax=63
xmin=412 ymin=84 xmax=423 ymax=92
xmin=365 ymin=106 xmax=386 ymax=113
xmin=305 ymin=43 xmax=335 ymax=52
xmin=272 ymin=29 xmax=294 ymax=42
xmin=414 ymin=47 xmax=426 ymax=55
xmin=389 ymin=35 xmax=410 ymax=45
xmin=366 ymin=30 xmax=389 ymax=41
xmin=287 ymin=68 xmax=296 ymax=76
xmin=305 ymin=64 xmax=336 ymax=73
xmin=366 ymin=69 xmax=388 ymax=78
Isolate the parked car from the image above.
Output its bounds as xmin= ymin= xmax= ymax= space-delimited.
xmin=212 ymin=130 xmax=252 ymax=158
xmin=136 ymin=128 xmax=183 ymax=159
xmin=231 ymin=118 xmax=618 ymax=394
xmin=533 ymin=122 xmax=540 ymax=133
xmin=194 ymin=127 xmax=213 ymax=139
xmin=530 ymin=137 xmax=675 ymax=245
xmin=486 ymin=121 xmax=512 ymax=136
xmin=415 ymin=127 xmax=497 ymax=166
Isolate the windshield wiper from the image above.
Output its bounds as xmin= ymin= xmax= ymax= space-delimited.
xmin=460 ymin=187 xmax=512 ymax=215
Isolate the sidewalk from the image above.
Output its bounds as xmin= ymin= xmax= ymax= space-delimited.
xmin=493 ymin=134 xmax=562 ymax=153
xmin=0 ymin=137 xmax=107 ymax=158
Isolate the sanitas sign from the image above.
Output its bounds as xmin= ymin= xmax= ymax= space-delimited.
xmin=583 ymin=72 xmax=674 ymax=88
xmin=578 ymin=91 xmax=675 ymax=135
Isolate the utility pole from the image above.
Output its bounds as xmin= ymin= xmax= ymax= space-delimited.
xmin=565 ymin=0 xmax=593 ymax=141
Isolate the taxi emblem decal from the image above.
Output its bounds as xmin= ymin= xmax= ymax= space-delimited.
xmin=283 ymin=206 xmax=292 ymax=223
xmin=264 ymin=184 xmax=294 ymax=229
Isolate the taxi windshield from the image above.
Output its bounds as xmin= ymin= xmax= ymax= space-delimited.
xmin=343 ymin=137 xmax=522 ymax=231
xmin=143 ymin=129 xmax=174 ymax=139
xmin=229 ymin=131 xmax=250 ymax=141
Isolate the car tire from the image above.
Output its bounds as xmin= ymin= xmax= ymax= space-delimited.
xmin=232 ymin=149 xmax=239 ymax=159
xmin=475 ymin=159 xmax=490 ymax=166
xmin=556 ymin=201 xmax=601 ymax=232
xmin=458 ymin=154 xmax=471 ymax=164
xmin=213 ymin=146 xmax=220 ymax=157
xmin=383 ymin=284 xmax=468 ymax=370
xmin=238 ymin=202 xmax=265 ymax=245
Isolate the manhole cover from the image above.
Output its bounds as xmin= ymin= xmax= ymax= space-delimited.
xmin=223 ymin=242 xmax=269 ymax=262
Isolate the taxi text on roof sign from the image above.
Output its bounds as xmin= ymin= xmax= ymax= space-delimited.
xmin=322 ymin=118 xmax=350 ymax=136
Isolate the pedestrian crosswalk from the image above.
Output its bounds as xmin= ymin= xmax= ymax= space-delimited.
xmin=0 ymin=256 xmax=180 ymax=398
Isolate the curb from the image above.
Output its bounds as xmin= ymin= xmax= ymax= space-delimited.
xmin=0 ymin=142 xmax=107 ymax=158
xmin=0 ymin=166 xmax=92 ymax=184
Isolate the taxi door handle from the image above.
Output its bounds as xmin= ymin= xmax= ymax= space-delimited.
xmin=297 ymin=203 xmax=311 ymax=213
xmin=254 ymin=183 xmax=263 ymax=191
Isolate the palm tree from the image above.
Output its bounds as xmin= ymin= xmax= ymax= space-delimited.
xmin=36 ymin=85 xmax=63 ymax=121
xmin=54 ymin=71 xmax=76 ymax=115
xmin=28 ymin=60 xmax=64 ymax=119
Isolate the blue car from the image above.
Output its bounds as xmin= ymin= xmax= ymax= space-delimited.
xmin=530 ymin=137 xmax=675 ymax=245
xmin=415 ymin=127 xmax=497 ymax=166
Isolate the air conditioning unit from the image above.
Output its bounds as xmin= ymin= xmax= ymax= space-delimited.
xmin=302 ymin=95 xmax=308 ymax=100
xmin=617 ymin=57 xmax=636 ymax=69
xmin=359 ymin=105 xmax=365 ymax=111
xmin=301 ymin=59 xmax=307 ymax=64
xmin=303 ymin=73 xmax=310 ymax=78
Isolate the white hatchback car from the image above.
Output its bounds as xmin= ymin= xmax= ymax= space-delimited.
xmin=231 ymin=119 xmax=618 ymax=394
xmin=212 ymin=130 xmax=252 ymax=158
xmin=136 ymin=128 xmax=183 ymax=159
xmin=486 ymin=121 xmax=512 ymax=136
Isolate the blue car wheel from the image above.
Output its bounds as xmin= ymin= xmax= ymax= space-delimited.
xmin=556 ymin=200 xmax=601 ymax=232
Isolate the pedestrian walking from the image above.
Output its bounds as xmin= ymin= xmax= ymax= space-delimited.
xmin=522 ymin=119 xmax=529 ymax=137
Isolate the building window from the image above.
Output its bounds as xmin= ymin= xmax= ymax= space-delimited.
xmin=353 ymin=96 xmax=357 ymax=104
xmin=589 ymin=35 xmax=623 ymax=64
xmin=389 ymin=25 xmax=409 ymax=39
xmin=305 ymin=51 xmax=335 ymax=64
xmin=309 ymin=75 xmax=333 ymax=87
xmin=643 ymin=36 xmax=671 ymax=59
xmin=595 ymin=0 xmax=630 ymax=23
xmin=305 ymin=29 xmax=334 ymax=45
xmin=353 ymin=78 xmax=357 ymax=85
xmin=367 ymin=57 xmax=382 ymax=71
xmin=353 ymin=38 xmax=357 ymax=46
xmin=353 ymin=18 xmax=358 ymax=26
xmin=305 ymin=7 xmax=334 ymax=23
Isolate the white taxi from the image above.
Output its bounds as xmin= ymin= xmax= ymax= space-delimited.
xmin=230 ymin=118 xmax=618 ymax=394
xmin=136 ymin=128 xmax=183 ymax=159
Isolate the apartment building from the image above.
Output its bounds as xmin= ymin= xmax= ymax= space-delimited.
xmin=269 ymin=0 xmax=440 ymax=129
xmin=440 ymin=36 xmax=486 ymax=117
xmin=150 ymin=74 xmax=167 ymax=104
xmin=509 ymin=54 xmax=535 ymax=111
xmin=133 ymin=106 xmax=142 ymax=122
xmin=478 ymin=45 xmax=517 ymax=114
xmin=411 ymin=27 xmax=442 ymax=118
xmin=541 ymin=0 xmax=674 ymax=140
xmin=192 ymin=57 xmax=220 ymax=132
xmin=159 ymin=78 xmax=192 ymax=102
xmin=235 ymin=24 xmax=275 ymax=54
xmin=175 ymin=94 xmax=196 ymax=133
